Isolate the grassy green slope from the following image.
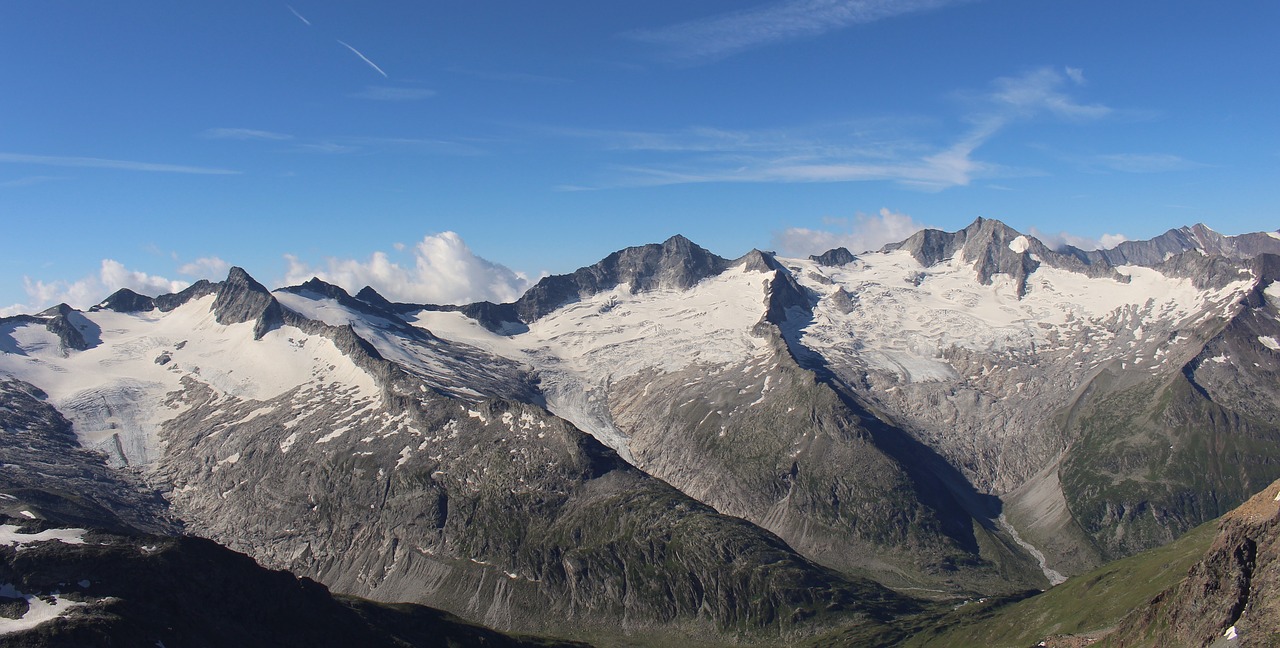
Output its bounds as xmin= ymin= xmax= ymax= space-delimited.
xmin=891 ymin=520 xmax=1216 ymax=647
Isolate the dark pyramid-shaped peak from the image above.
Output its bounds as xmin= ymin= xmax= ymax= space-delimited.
xmin=736 ymin=249 xmax=785 ymax=273
xmin=213 ymin=267 xmax=284 ymax=340
xmin=37 ymin=303 xmax=77 ymax=319
xmin=512 ymin=235 xmax=731 ymax=323
xmin=290 ymin=277 xmax=353 ymax=301
xmin=34 ymin=303 xmax=90 ymax=353
xmin=354 ymin=285 xmax=426 ymax=315
xmin=355 ymin=286 xmax=396 ymax=310
xmin=810 ymin=247 xmax=857 ymax=267
xmin=94 ymin=288 xmax=156 ymax=313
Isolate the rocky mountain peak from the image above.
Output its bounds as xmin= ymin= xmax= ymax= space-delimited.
xmin=212 ymin=267 xmax=285 ymax=340
xmin=1075 ymin=223 xmax=1280 ymax=269
xmin=93 ymin=288 xmax=156 ymax=313
xmin=736 ymin=248 xmax=784 ymax=273
xmin=882 ymin=217 xmax=1127 ymax=296
xmin=810 ymin=247 xmax=857 ymax=267
xmin=511 ymin=235 xmax=730 ymax=323
xmin=34 ymin=303 xmax=91 ymax=353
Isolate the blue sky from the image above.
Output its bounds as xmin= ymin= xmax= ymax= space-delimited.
xmin=2 ymin=0 xmax=1277 ymax=311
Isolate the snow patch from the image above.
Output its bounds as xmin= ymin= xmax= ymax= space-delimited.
xmin=0 ymin=584 xmax=87 ymax=636
xmin=0 ymin=524 xmax=87 ymax=547
xmin=1008 ymin=236 xmax=1030 ymax=254
xmin=1225 ymin=625 xmax=1238 ymax=640
xmin=1259 ymin=336 xmax=1280 ymax=351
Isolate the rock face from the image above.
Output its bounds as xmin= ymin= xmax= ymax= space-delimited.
xmin=0 ymin=379 xmax=174 ymax=535
xmin=882 ymin=217 xmax=1127 ymax=297
xmin=0 ymin=518 xmax=586 ymax=648
xmin=213 ymin=266 xmax=286 ymax=339
xmin=1076 ymin=223 xmax=1280 ymax=268
xmin=1102 ymin=479 xmax=1280 ymax=647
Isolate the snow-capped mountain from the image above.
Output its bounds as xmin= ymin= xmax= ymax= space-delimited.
xmin=2 ymin=219 xmax=1279 ymax=645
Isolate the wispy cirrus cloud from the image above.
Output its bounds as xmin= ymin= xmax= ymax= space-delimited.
xmin=627 ymin=0 xmax=970 ymax=63
xmin=0 ymin=152 xmax=238 ymax=175
xmin=983 ymin=66 xmax=1110 ymax=120
xmin=201 ymin=128 xmax=293 ymax=141
xmin=0 ymin=175 xmax=63 ymax=188
xmin=561 ymin=66 xmax=1110 ymax=191
xmin=1092 ymin=153 xmax=1202 ymax=173
xmin=349 ymin=86 xmax=437 ymax=101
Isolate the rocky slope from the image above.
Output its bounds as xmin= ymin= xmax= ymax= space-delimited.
xmin=0 ymin=265 xmax=916 ymax=644
xmin=1101 ymin=479 xmax=1280 ymax=647
xmin=0 ymin=516 xmax=586 ymax=647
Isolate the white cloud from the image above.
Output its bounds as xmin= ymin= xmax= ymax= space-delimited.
xmin=772 ymin=208 xmax=932 ymax=256
xmin=1027 ymin=227 xmax=1129 ymax=251
xmin=1099 ymin=233 xmax=1130 ymax=249
xmin=177 ymin=256 xmax=231 ymax=278
xmin=629 ymin=0 xmax=966 ymax=63
xmin=284 ymin=232 xmax=531 ymax=305
xmin=7 ymin=260 xmax=189 ymax=315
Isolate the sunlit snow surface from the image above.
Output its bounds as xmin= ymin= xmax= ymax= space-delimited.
xmin=415 ymin=265 xmax=773 ymax=459
xmin=0 ymin=295 xmax=377 ymax=464
xmin=785 ymin=250 xmax=1252 ymax=383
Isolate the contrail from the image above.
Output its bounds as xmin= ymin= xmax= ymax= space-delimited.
xmin=286 ymin=4 xmax=311 ymax=26
xmin=337 ymin=40 xmax=388 ymax=78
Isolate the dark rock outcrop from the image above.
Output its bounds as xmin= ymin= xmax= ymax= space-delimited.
xmin=512 ymin=235 xmax=730 ymax=323
xmin=92 ymin=288 xmax=155 ymax=313
xmin=1102 ymin=480 xmax=1280 ymax=647
xmin=811 ymin=247 xmax=857 ymax=267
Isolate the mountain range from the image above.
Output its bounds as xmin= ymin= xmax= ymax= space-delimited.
xmin=2 ymin=219 xmax=1279 ymax=646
